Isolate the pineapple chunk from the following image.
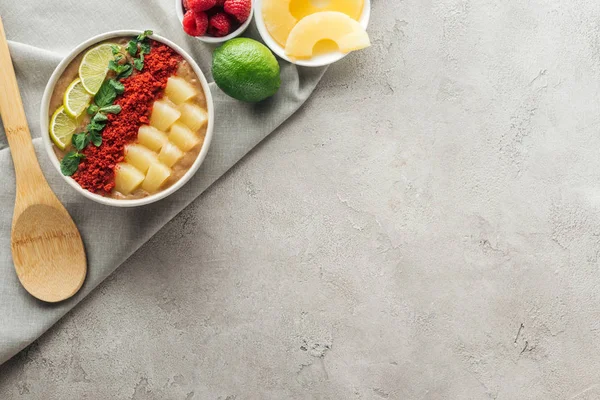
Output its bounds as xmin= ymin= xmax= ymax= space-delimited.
xmin=142 ymin=162 xmax=171 ymax=193
xmin=158 ymin=142 xmax=184 ymax=167
xmin=124 ymin=144 xmax=158 ymax=173
xmin=169 ymin=122 xmax=200 ymax=152
xmin=262 ymin=0 xmax=363 ymax=46
xmin=285 ymin=11 xmax=370 ymax=58
xmin=165 ymin=76 xmax=197 ymax=105
xmin=114 ymin=163 xmax=145 ymax=195
xmin=179 ymin=103 xmax=208 ymax=131
xmin=150 ymin=100 xmax=181 ymax=131
xmin=138 ymin=125 xmax=168 ymax=152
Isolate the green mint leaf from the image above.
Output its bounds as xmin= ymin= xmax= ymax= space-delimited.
xmin=118 ymin=63 xmax=133 ymax=79
xmin=94 ymin=80 xmax=117 ymax=107
xmin=87 ymin=120 xmax=106 ymax=133
xmin=137 ymin=30 xmax=153 ymax=42
xmin=99 ymin=105 xmax=121 ymax=114
xmin=109 ymin=61 xmax=132 ymax=79
xmin=109 ymin=79 xmax=125 ymax=94
xmin=92 ymin=112 xmax=108 ymax=123
xmin=110 ymin=45 xmax=121 ymax=55
xmin=139 ymin=41 xmax=151 ymax=55
xmin=133 ymin=56 xmax=144 ymax=71
xmin=87 ymin=103 xmax=99 ymax=115
xmin=115 ymin=63 xmax=133 ymax=79
xmin=60 ymin=152 xmax=85 ymax=176
xmin=72 ymin=132 xmax=90 ymax=151
xmin=108 ymin=59 xmax=119 ymax=72
xmin=86 ymin=119 xmax=106 ymax=136
xmin=89 ymin=129 xmax=103 ymax=147
xmin=126 ymin=40 xmax=138 ymax=56
xmin=115 ymin=54 xmax=123 ymax=62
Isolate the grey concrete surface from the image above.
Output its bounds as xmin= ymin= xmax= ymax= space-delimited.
xmin=2 ymin=0 xmax=600 ymax=398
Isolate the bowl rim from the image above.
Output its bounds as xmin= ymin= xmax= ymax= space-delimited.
xmin=40 ymin=29 xmax=215 ymax=208
xmin=253 ymin=0 xmax=371 ymax=67
xmin=175 ymin=0 xmax=254 ymax=43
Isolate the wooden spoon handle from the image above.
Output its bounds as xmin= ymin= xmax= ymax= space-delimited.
xmin=0 ymin=16 xmax=46 ymax=192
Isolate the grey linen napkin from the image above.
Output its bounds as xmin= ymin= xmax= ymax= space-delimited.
xmin=0 ymin=0 xmax=325 ymax=364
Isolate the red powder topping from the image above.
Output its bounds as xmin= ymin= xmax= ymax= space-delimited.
xmin=73 ymin=41 xmax=182 ymax=193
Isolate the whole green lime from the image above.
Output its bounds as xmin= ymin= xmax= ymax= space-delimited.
xmin=212 ymin=38 xmax=281 ymax=103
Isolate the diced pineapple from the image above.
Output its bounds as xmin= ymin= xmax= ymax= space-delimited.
xmin=165 ymin=76 xmax=197 ymax=105
xmin=158 ymin=142 xmax=184 ymax=167
xmin=169 ymin=122 xmax=200 ymax=152
xmin=138 ymin=125 xmax=168 ymax=152
xmin=114 ymin=163 xmax=145 ymax=195
xmin=285 ymin=11 xmax=370 ymax=58
xmin=150 ymin=100 xmax=181 ymax=131
xmin=179 ymin=103 xmax=208 ymax=131
xmin=262 ymin=0 xmax=363 ymax=46
xmin=142 ymin=162 xmax=171 ymax=193
xmin=124 ymin=144 xmax=158 ymax=173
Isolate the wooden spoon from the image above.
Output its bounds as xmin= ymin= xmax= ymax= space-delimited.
xmin=0 ymin=16 xmax=86 ymax=302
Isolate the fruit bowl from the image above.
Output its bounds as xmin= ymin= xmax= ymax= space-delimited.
xmin=40 ymin=30 xmax=214 ymax=207
xmin=175 ymin=0 xmax=254 ymax=44
xmin=254 ymin=0 xmax=371 ymax=67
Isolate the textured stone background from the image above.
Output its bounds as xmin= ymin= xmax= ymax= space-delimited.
xmin=3 ymin=0 xmax=600 ymax=398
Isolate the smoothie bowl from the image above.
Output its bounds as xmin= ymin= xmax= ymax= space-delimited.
xmin=41 ymin=30 xmax=214 ymax=207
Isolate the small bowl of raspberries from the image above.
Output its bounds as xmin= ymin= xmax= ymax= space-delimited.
xmin=176 ymin=0 xmax=253 ymax=43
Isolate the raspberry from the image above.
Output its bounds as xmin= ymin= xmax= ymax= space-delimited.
xmin=187 ymin=0 xmax=216 ymax=12
xmin=194 ymin=11 xmax=209 ymax=35
xmin=182 ymin=0 xmax=189 ymax=11
xmin=215 ymin=0 xmax=226 ymax=5
xmin=224 ymin=0 xmax=251 ymax=23
xmin=209 ymin=12 xmax=233 ymax=37
xmin=182 ymin=10 xmax=208 ymax=36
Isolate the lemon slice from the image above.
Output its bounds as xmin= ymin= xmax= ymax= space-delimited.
xmin=50 ymin=106 xmax=79 ymax=150
xmin=78 ymin=43 xmax=117 ymax=95
xmin=63 ymin=78 xmax=92 ymax=118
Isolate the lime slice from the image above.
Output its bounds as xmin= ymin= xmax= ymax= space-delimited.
xmin=50 ymin=106 xmax=79 ymax=150
xmin=78 ymin=43 xmax=117 ymax=95
xmin=63 ymin=78 xmax=92 ymax=118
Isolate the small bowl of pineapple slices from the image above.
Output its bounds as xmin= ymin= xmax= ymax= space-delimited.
xmin=254 ymin=0 xmax=371 ymax=67
xmin=41 ymin=30 xmax=214 ymax=207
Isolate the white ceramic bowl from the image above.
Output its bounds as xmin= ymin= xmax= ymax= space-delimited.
xmin=175 ymin=0 xmax=254 ymax=44
xmin=41 ymin=30 xmax=215 ymax=207
xmin=254 ymin=0 xmax=371 ymax=67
